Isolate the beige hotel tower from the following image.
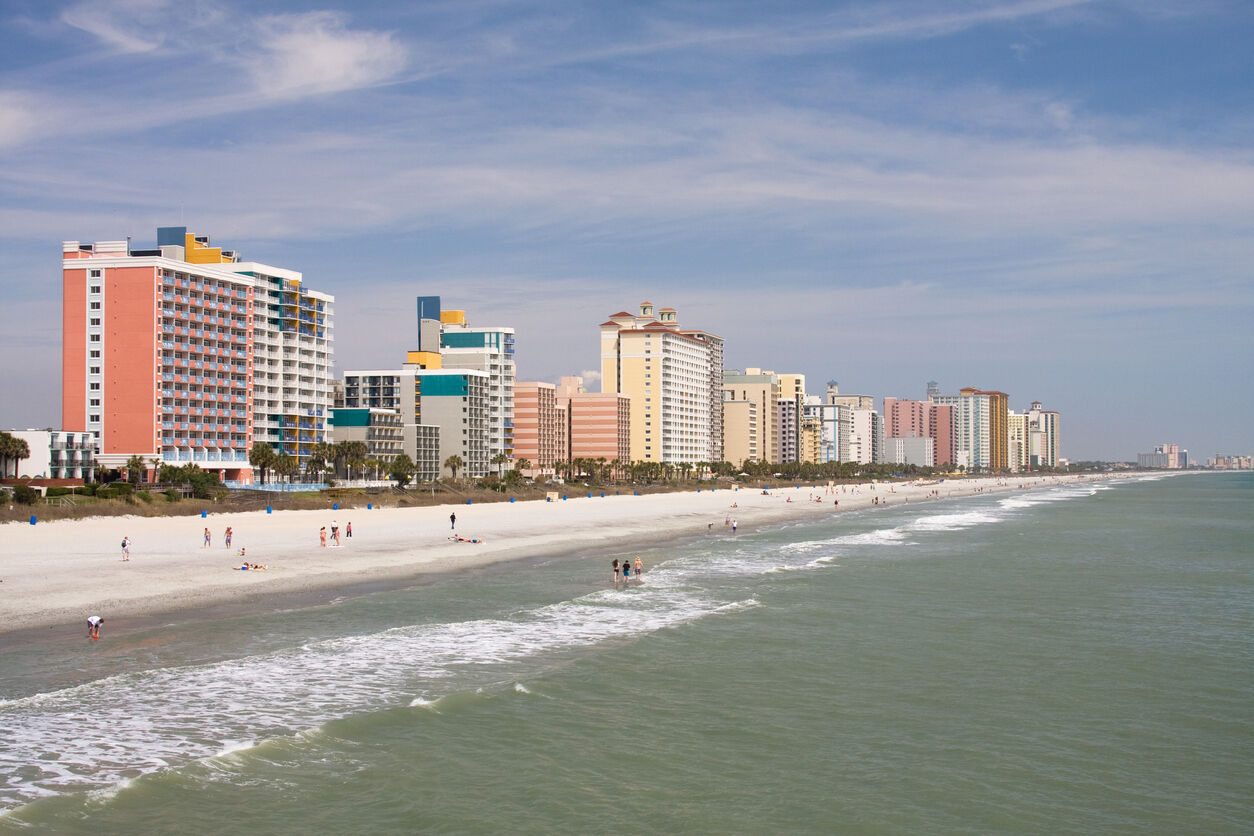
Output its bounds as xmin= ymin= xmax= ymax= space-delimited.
xmin=600 ymin=303 xmax=724 ymax=465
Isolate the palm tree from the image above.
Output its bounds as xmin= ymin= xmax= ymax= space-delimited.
xmin=248 ymin=442 xmax=277 ymax=484
xmin=514 ymin=457 xmax=532 ymax=477
xmin=126 ymin=454 xmax=146 ymax=485
xmin=333 ymin=440 xmax=368 ymax=480
xmin=274 ymin=453 xmax=299 ymax=484
xmin=307 ymin=441 xmax=332 ymax=480
xmin=148 ymin=457 xmax=162 ymax=485
xmin=491 ymin=452 xmax=509 ymax=478
xmin=444 ymin=454 xmax=464 ymax=480
xmin=0 ymin=432 xmax=30 ymax=479
xmin=390 ymin=453 xmax=415 ymax=487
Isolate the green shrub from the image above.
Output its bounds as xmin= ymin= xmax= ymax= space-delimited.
xmin=137 ymin=490 xmax=154 ymax=503
xmin=46 ymin=486 xmax=71 ymax=497
xmin=13 ymin=485 xmax=39 ymax=505
xmin=164 ymin=489 xmax=181 ymax=503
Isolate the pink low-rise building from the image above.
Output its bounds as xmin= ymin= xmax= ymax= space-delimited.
xmin=512 ymin=376 xmax=630 ymax=478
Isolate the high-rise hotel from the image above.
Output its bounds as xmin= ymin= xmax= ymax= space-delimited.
xmin=600 ymin=302 xmax=724 ymax=465
xmin=61 ymin=227 xmax=334 ymax=481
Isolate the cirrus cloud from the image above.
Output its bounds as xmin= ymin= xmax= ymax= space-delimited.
xmin=244 ymin=12 xmax=408 ymax=99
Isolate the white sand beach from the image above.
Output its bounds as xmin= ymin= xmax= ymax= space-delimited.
xmin=0 ymin=475 xmax=1104 ymax=633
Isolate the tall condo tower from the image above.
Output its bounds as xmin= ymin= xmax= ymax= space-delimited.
xmin=599 ymin=302 xmax=724 ymax=465
xmin=61 ymin=228 xmax=334 ymax=481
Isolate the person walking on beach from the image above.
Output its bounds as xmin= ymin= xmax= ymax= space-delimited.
xmin=121 ymin=536 xmax=130 ymax=561
xmin=224 ymin=526 xmax=232 ymax=548
xmin=319 ymin=526 xmax=327 ymax=547
xmin=203 ymin=527 xmax=211 ymax=548
xmin=450 ymin=512 xmax=457 ymax=530
xmin=346 ymin=521 xmax=352 ymax=539
xmin=87 ymin=615 xmax=102 ymax=639
xmin=331 ymin=520 xmax=339 ymax=546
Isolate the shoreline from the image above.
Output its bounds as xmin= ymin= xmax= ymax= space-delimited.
xmin=0 ymin=475 xmax=1118 ymax=638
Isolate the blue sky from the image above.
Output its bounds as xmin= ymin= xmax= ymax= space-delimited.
xmin=1 ymin=0 xmax=1250 ymax=461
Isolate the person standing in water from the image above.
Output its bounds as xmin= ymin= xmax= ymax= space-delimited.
xmin=634 ymin=556 xmax=644 ymax=581
xmin=611 ymin=558 xmax=621 ymax=586
xmin=87 ymin=615 xmax=103 ymax=639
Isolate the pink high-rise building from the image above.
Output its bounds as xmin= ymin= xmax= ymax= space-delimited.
xmin=883 ymin=397 xmax=955 ymax=468
xmin=62 ymin=228 xmax=334 ymax=482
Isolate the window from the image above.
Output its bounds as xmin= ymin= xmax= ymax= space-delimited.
xmin=90 ymin=286 xmax=101 ymax=294
xmin=90 ymin=302 xmax=101 ymax=310
xmin=90 ymin=350 xmax=100 ymax=358
xmin=90 ymin=270 xmax=101 ymax=278
xmin=89 ymin=382 xmax=100 ymax=390
xmin=90 ymin=399 xmax=100 ymax=407
xmin=89 ymin=334 xmax=100 ymax=342
xmin=90 ymin=366 xmax=100 ymax=374
xmin=89 ymin=414 xmax=100 ymax=423
xmin=90 ymin=318 xmax=101 ymax=326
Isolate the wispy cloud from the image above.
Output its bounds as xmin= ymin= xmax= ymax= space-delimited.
xmin=242 ymin=12 xmax=408 ymax=99
xmin=59 ymin=0 xmax=169 ymax=53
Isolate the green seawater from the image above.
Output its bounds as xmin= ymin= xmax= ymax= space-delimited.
xmin=2 ymin=473 xmax=1252 ymax=834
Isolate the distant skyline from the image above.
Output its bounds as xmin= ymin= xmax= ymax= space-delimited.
xmin=2 ymin=0 xmax=1250 ymax=460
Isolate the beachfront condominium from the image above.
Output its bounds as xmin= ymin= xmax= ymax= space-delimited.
xmin=826 ymin=384 xmax=881 ymax=465
xmin=514 ymin=377 xmax=630 ymax=479
xmin=61 ymin=228 xmax=333 ymax=481
xmin=512 ymin=381 xmax=562 ymax=478
xmin=801 ymin=382 xmax=851 ymax=464
xmin=1025 ymin=402 xmax=1060 ymax=469
xmin=556 ymin=376 xmax=631 ymax=477
xmin=721 ymin=368 xmax=807 ymax=465
xmin=4 ymin=429 xmax=95 ymax=481
xmin=883 ymin=396 xmax=956 ymax=468
xmin=327 ymin=408 xmax=404 ymax=473
xmin=929 ymin=386 xmax=994 ymax=472
xmin=341 ymin=365 xmax=487 ymax=480
xmin=722 ymin=368 xmax=780 ymax=467
xmin=600 ymin=303 xmax=724 ymax=465
xmin=416 ymin=297 xmax=515 ymax=468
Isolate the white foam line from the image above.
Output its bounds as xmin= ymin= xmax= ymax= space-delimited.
xmin=0 ymin=578 xmax=752 ymax=812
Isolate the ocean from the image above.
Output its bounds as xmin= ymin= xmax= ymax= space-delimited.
xmin=1 ymin=473 xmax=1251 ymax=834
